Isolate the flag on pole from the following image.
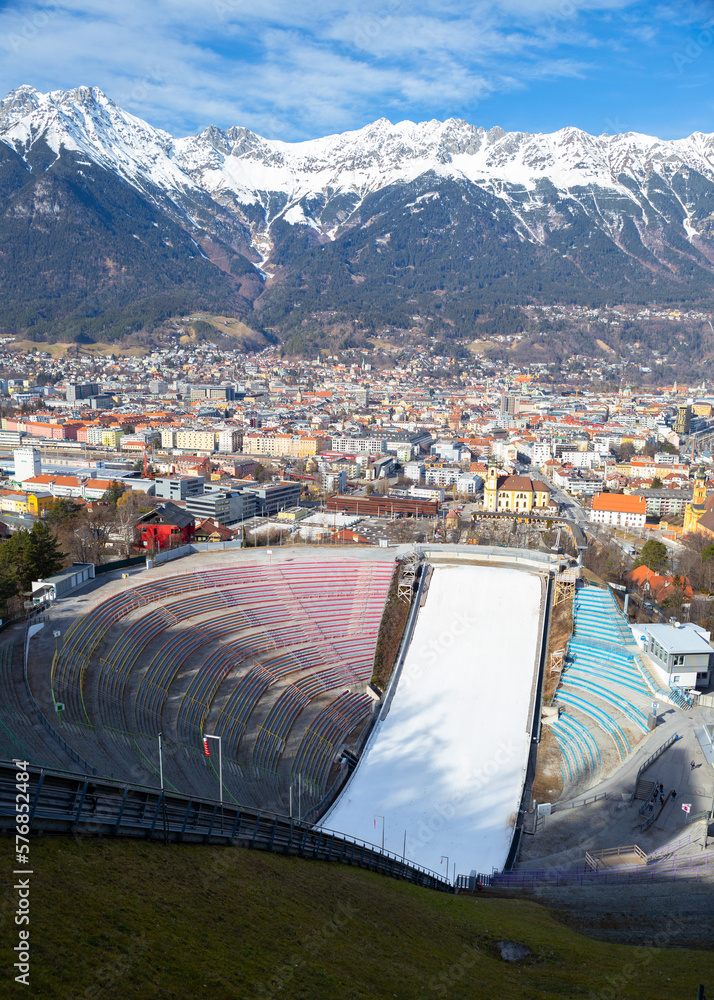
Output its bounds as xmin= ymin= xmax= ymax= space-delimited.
xmin=203 ymin=738 xmax=210 ymax=757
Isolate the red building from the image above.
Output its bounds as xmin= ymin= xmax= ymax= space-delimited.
xmin=135 ymin=502 xmax=195 ymax=551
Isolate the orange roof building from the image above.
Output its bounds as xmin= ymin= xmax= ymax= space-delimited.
xmin=628 ymin=565 xmax=693 ymax=603
xmin=590 ymin=492 xmax=646 ymax=528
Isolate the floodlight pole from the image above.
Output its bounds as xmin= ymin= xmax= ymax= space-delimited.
xmin=158 ymin=731 xmax=164 ymax=791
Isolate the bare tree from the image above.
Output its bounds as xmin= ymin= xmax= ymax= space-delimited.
xmin=112 ymin=491 xmax=154 ymax=556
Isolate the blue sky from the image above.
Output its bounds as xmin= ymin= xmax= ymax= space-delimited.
xmin=0 ymin=0 xmax=712 ymax=140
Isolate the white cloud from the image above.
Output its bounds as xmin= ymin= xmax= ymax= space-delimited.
xmin=0 ymin=0 xmax=688 ymax=138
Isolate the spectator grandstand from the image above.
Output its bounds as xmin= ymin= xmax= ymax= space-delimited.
xmin=6 ymin=553 xmax=396 ymax=816
xmin=552 ymin=585 xmax=655 ymax=790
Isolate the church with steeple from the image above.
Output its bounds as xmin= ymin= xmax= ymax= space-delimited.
xmin=483 ymin=458 xmax=551 ymax=514
xmin=683 ymin=468 xmax=712 ymax=534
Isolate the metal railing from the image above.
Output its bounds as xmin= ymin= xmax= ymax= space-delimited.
xmin=629 ymin=733 xmax=679 ymax=804
xmin=585 ymin=844 xmax=647 ymax=870
xmin=0 ymin=763 xmax=452 ymax=892
xmin=551 ymin=790 xmax=609 ymax=813
xmin=471 ymin=851 xmax=714 ymax=889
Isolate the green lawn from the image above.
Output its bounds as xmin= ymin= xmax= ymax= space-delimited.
xmin=2 ymin=838 xmax=711 ymax=999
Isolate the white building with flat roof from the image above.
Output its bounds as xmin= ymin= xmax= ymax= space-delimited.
xmin=14 ymin=447 xmax=41 ymax=483
xmin=632 ymin=622 xmax=713 ymax=690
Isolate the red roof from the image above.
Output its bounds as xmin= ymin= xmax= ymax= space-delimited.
xmin=628 ymin=565 xmax=693 ymax=601
xmin=499 ymin=475 xmax=550 ymax=493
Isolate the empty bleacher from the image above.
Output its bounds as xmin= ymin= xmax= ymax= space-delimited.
xmin=10 ymin=557 xmax=395 ymax=815
xmin=552 ymin=584 xmax=652 ymax=789
xmin=0 ymin=640 xmax=78 ymax=769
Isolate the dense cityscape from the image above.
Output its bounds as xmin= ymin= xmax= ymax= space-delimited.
xmin=1 ymin=325 xmax=713 ymax=603
xmin=3 ymin=1 xmax=714 ymax=994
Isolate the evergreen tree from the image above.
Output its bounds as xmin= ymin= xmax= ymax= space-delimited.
xmin=0 ymin=523 xmax=66 ymax=599
xmin=28 ymin=521 xmax=66 ymax=582
xmin=636 ymin=539 xmax=668 ymax=573
xmin=102 ymin=480 xmax=125 ymax=504
xmin=46 ymin=497 xmax=81 ymax=526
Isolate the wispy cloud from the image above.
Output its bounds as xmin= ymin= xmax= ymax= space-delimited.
xmin=0 ymin=0 xmax=707 ymax=139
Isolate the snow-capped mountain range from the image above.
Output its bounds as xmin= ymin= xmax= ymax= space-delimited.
xmin=2 ymin=84 xmax=714 ymax=344
xmin=3 ymin=84 xmax=714 ymax=255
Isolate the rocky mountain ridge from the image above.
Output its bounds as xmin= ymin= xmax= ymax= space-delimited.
xmin=1 ymin=85 xmax=714 ymax=347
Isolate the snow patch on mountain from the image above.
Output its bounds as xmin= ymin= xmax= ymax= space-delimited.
xmin=3 ymin=84 xmax=714 ymax=255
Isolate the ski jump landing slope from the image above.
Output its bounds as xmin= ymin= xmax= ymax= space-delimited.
xmin=320 ymin=564 xmax=543 ymax=878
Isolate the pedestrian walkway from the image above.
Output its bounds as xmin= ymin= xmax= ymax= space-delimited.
xmin=521 ymin=708 xmax=714 ymax=869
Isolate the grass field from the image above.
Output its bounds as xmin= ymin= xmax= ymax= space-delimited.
xmin=178 ymin=314 xmax=262 ymax=347
xmin=3 ymin=838 xmax=712 ymax=999
xmin=7 ymin=341 xmax=149 ymax=359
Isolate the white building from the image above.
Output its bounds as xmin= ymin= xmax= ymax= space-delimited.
xmin=86 ymin=426 xmax=106 ymax=445
xmin=14 ymin=447 xmax=41 ymax=483
xmin=633 ymin=622 xmax=712 ymax=690
xmin=532 ymin=440 xmax=553 ymax=467
xmin=425 ymin=466 xmax=462 ymax=487
xmin=330 ymin=436 xmax=387 ymax=455
xmin=490 ymin=440 xmax=518 ymax=464
xmin=455 ymin=473 xmax=484 ymax=495
xmin=589 ymin=492 xmax=646 ymax=528
xmin=560 ymin=450 xmax=603 ymax=470
xmin=322 ymin=470 xmax=347 ymax=493
xmin=404 ymin=461 xmax=426 ymax=482
xmin=218 ymin=429 xmax=242 ymax=453
xmin=409 ymin=484 xmax=445 ymax=502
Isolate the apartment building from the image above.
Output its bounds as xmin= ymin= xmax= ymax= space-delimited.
xmin=243 ymin=434 xmax=327 ymax=458
xmin=330 ymin=436 xmax=387 ymax=455
xmin=175 ymin=430 xmax=217 ymax=452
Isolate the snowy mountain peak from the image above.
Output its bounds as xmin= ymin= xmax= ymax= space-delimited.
xmin=2 ymin=84 xmax=714 ymax=266
xmin=0 ymin=84 xmax=42 ymax=129
xmin=3 ymin=85 xmax=714 ymax=344
xmin=4 ymin=84 xmax=714 ymax=204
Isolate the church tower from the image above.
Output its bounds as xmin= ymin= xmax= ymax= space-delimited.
xmin=693 ymin=472 xmax=706 ymax=506
xmin=684 ymin=467 xmax=708 ymax=533
xmin=484 ymin=459 xmax=499 ymax=513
